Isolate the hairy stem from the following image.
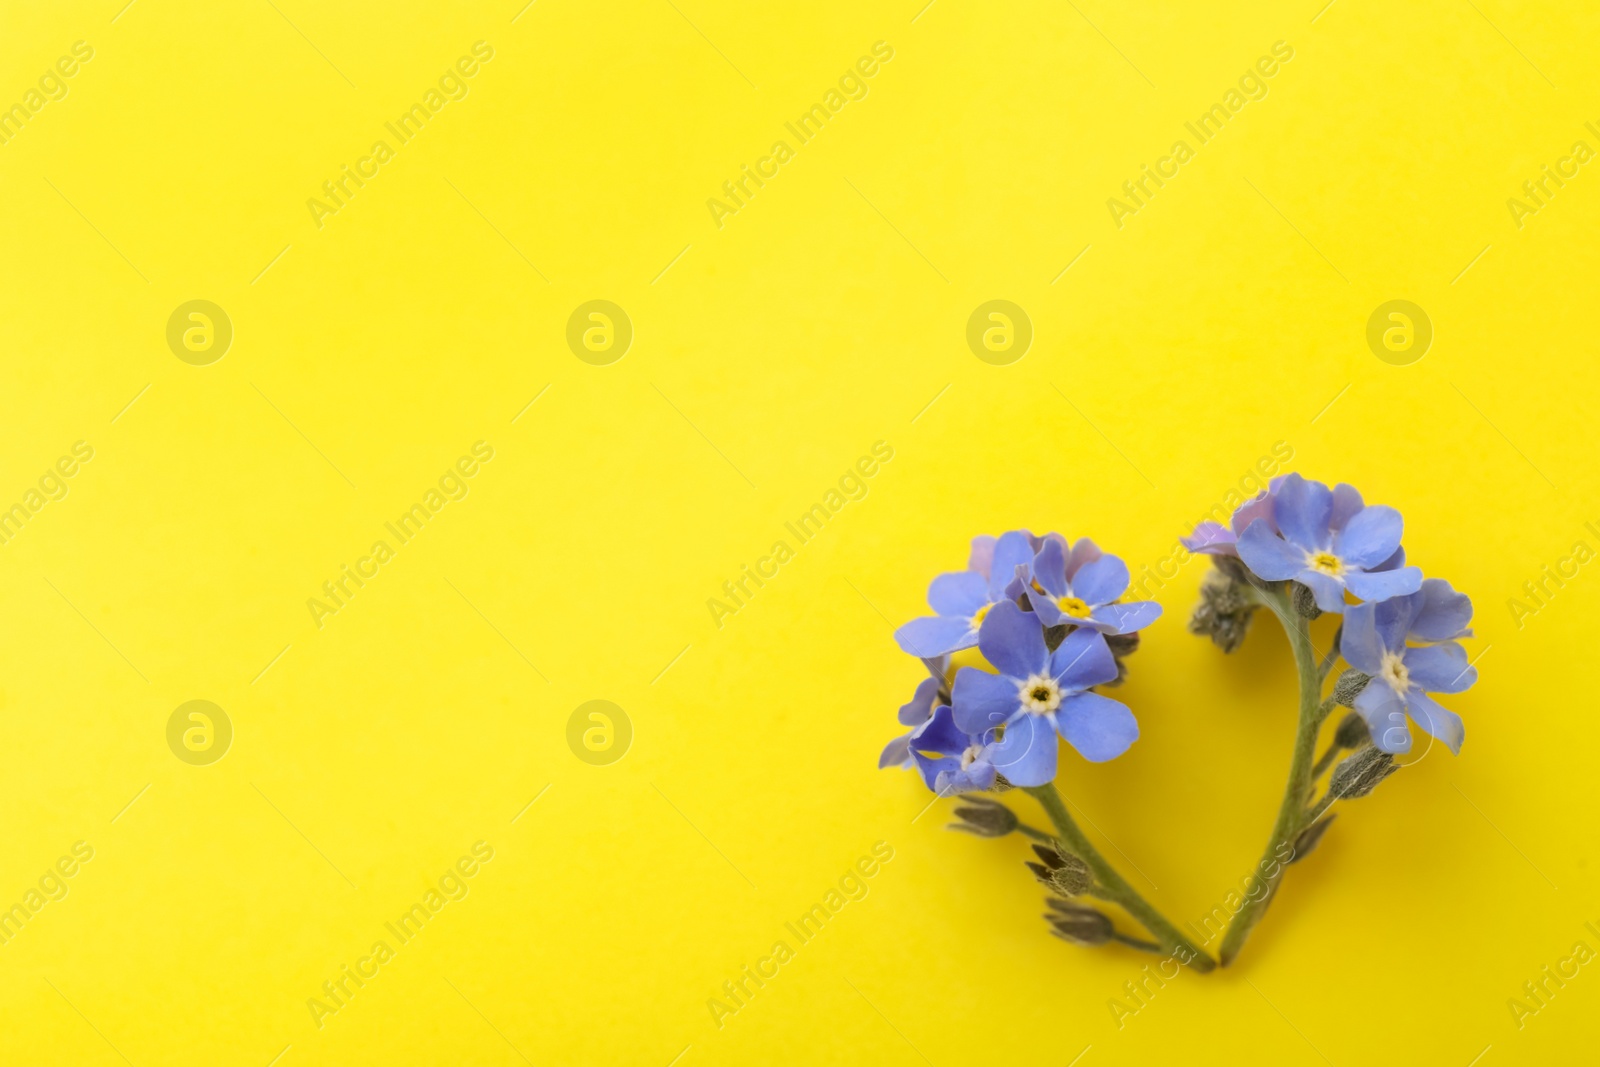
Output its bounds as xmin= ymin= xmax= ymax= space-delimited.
xmin=1026 ymin=783 xmax=1216 ymax=972
xmin=1310 ymin=739 xmax=1342 ymax=779
xmin=1017 ymin=822 xmax=1054 ymax=842
xmin=1218 ymin=585 xmax=1325 ymax=967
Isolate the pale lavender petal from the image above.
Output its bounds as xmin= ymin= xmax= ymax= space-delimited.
xmin=1064 ymin=537 xmax=1103 ymax=580
xmin=879 ymin=733 xmax=912 ymax=769
xmin=968 ymin=535 xmax=996 ymax=580
xmin=1329 ymin=483 xmax=1364 ymax=531
xmin=1231 ymin=490 xmax=1276 ymax=536
xmin=898 ymin=677 xmax=941 ymax=726
xmin=1182 ymin=521 xmax=1237 ymax=556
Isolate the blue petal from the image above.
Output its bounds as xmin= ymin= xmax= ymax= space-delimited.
xmin=911 ymin=703 xmax=970 ymax=756
xmin=898 ymin=677 xmax=940 ymax=725
xmin=1071 ymin=555 xmax=1130 ymax=606
xmin=1238 ymin=520 xmax=1306 ymax=581
xmin=989 ymin=531 xmax=1035 ymax=601
xmin=1335 ymin=505 xmax=1403 ymax=569
xmin=1404 ymin=689 xmax=1464 ymax=755
xmin=1049 ymin=628 xmax=1119 ymax=692
xmin=911 ymin=751 xmax=957 ymax=791
xmin=1056 ymin=692 xmax=1138 ymax=762
xmin=1231 ymin=490 xmax=1276 ymax=537
xmin=987 ymin=713 xmax=1057 ymax=786
xmin=1344 ymin=565 xmax=1423 ymax=603
xmin=1355 ymin=684 xmax=1412 ymax=754
xmin=894 ymin=615 xmax=977 ymax=658
xmin=928 ymin=570 xmax=989 ymax=617
xmin=1403 ymin=643 xmax=1477 ymax=694
xmin=1090 ymin=600 xmax=1162 ymax=635
xmin=952 ymin=667 xmax=1021 ymax=733
xmin=978 ymin=600 xmax=1049 ymax=679
xmin=1410 ymin=578 xmax=1474 ymax=641
xmin=878 ymin=733 xmax=913 ymax=769
xmin=937 ymin=760 xmax=997 ymax=795
xmin=1372 ymin=593 xmax=1415 ymax=652
xmin=1031 ymin=592 xmax=1070 ymax=627
xmin=1031 ymin=538 xmax=1068 ymax=598
xmin=1300 ymin=572 xmax=1348 ymax=614
xmin=1339 ymin=603 xmax=1385 ymax=674
xmin=1273 ymin=473 xmax=1333 ymax=550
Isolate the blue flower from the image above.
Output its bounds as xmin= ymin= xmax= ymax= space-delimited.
xmin=878 ymin=668 xmax=945 ymax=770
xmin=949 ymin=601 xmax=1138 ymax=785
xmin=894 ymin=531 xmax=1036 ymax=657
xmin=1182 ymin=477 xmax=1285 ymax=557
xmin=906 ymin=705 xmax=1001 ymax=794
xmin=1340 ymin=579 xmax=1477 ymax=755
xmin=1236 ymin=473 xmax=1422 ymax=612
xmin=1023 ymin=536 xmax=1161 ymax=634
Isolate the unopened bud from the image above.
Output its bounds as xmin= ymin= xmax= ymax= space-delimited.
xmin=1213 ymin=555 xmax=1252 ymax=584
xmin=1045 ymin=903 xmax=1113 ymax=946
xmin=1027 ymin=842 xmax=1092 ymax=895
xmin=948 ymin=802 xmax=1019 ymax=838
xmin=1189 ymin=568 xmax=1258 ymax=653
xmin=1333 ymin=710 xmax=1369 ymax=748
xmin=1332 ymin=670 xmax=1371 ymax=709
xmin=1292 ymin=582 xmax=1322 ymax=619
xmin=1329 ymin=746 xmax=1398 ymax=799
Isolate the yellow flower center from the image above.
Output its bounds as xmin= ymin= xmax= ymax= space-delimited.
xmin=1307 ymin=551 xmax=1344 ymax=577
xmin=970 ymin=602 xmax=992 ymax=630
xmin=959 ymin=744 xmax=983 ymax=770
xmin=1055 ymin=595 xmax=1092 ymax=618
xmin=1380 ymin=651 xmax=1410 ymax=693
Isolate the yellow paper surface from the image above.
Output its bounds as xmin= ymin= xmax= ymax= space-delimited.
xmin=1 ymin=2 xmax=1596 ymax=1063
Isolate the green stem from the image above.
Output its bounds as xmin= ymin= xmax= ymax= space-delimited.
xmin=1025 ymin=783 xmax=1216 ymax=972
xmin=1310 ymin=738 xmax=1342 ymax=779
xmin=1017 ymin=822 xmax=1054 ymax=842
xmin=1303 ymin=791 xmax=1337 ymax=825
xmin=1217 ymin=585 xmax=1325 ymax=967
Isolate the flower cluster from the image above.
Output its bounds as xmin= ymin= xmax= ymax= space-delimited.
xmin=1184 ymin=472 xmax=1476 ymax=755
xmin=880 ymin=531 xmax=1159 ymax=794
xmin=874 ymin=477 xmax=1481 ymax=970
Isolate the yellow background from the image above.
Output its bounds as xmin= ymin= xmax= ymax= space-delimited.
xmin=1 ymin=0 xmax=1596 ymax=1063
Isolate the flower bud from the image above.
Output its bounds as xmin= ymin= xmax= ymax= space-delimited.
xmin=1213 ymin=554 xmax=1252 ymax=584
xmin=948 ymin=802 xmax=1019 ymax=838
xmin=1028 ymin=842 xmax=1092 ymax=895
xmin=1332 ymin=710 xmax=1369 ymax=748
xmin=1189 ymin=568 xmax=1259 ymax=653
xmin=1329 ymin=746 xmax=1398 ymax=799
xmin=1332 ymin=670 xmax=1371 ymax=709
xmin=1045 ymin=902 xmax=1114 ymax=946
xmin=1289 ymin=814 xmax=1336 ymax=863
xmin=1291 ymin=582 xmax=1322 ymax=619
